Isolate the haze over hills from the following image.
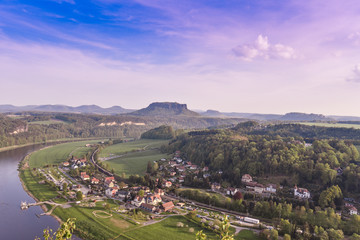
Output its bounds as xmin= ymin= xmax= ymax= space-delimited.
xmin=199 ymin=110 xmax=360 ymax=122
xmin=2 ymin=103 xmax=360 ymax=121
xmin=0 ymin=104 xmax=133 ymax=114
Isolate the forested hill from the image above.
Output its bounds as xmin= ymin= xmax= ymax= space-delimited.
xmin=237 ymin=122 xmax=360 ymax=142
xmin=163 ymin=125 xmax=360 ymax=194
xmin=0 ymin=113 xmax=244 ymax=148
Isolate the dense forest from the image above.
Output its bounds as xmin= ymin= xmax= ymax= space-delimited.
xmin=163 ymin=122 xmax=360 ymax=195
xmin=0 ymin=113 xmax=242 ymax=148
xmin=141 ymin=125 xmax=176 ymax=139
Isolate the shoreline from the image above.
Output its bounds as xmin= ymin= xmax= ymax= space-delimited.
xmin=18 ymin=149 xmax=62 ymax=223
xmin=0 ymin=137 xmax=103 ymax=153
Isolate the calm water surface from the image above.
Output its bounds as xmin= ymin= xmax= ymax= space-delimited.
xmin=0 ymin=145 xmax=80 ymax=240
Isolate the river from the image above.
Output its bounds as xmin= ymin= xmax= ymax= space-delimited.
xmin=0 ymin=144 xmax=61 ymax=240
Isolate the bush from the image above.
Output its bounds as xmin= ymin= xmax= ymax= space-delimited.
xmin=176 ymin=222 xmax=184 ymax=228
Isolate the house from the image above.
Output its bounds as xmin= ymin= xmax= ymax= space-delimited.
xmin=211 ymin=183 xmax=221 ymax=191
xmin=349 ymin=206 xmax=358 ymax=215
xmin=226 ymin=188 xmax=238 ymax=196
xmin=105 ymin=177 xmax=115 ymax=187
xmin=190 ymin=165 xmax=198 ymax=170
xmin=106 ymin=187 xmax=118 ymax=197
xmin=170 ymin=171 xmax=176 ymax=176
xmin=131 ymin=196 xmax=145 ymax=207
xmin=294 ymin=186 xmax=311 ymax=199
xmin=80 ymin=172 xmax=86 ymax=177
xmin=164 ymin=181 xmax=172 ymax=188
xmin=178 ymin=177 xmax=184 ymax=183
xmin=203 ymin=166 xmax=209 ymax=172
xmin=82 ymin=174 xmax=90 ymax=181
xmin=91 ymin=177 xmax=99 ymax=184
xmin=154 ymin=188 xmax=164 ymax=196
xmin=254 ymin=184 xmax=265 ymax=194
xmin=169 ymin=161 xmax=177 ymax=167
xmin=63 ymin=162 xmax=70 ymax=167
xmin=161 ymin=201 xmax=175 ymax=212
xmin=177 ymin=166 xmax=185 ymax=172
xmin=118 ymin=191 xmax=131 ymax=200
xmin=146 ymin=194 xmax=162 ymax=205
xmin=140 ymin=203 xmax=156 ymax=212
xmin=242 ymin=174 xmax=253 ymax=183
xmin=246 ymin=182 xmax=265 ymax=194
xmin=266 ymin=184 xmax=277 ymax=193
xmin=71 ymin=164 xmax=78 ymax=169
xmin=105 ymin=176 xmax=115 ymax=182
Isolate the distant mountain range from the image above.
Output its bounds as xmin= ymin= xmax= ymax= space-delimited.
xmin=1 ymin=103 xmax=360 ymax=122
xmin=199 ymin=110 xmax=360 ymax=122
xmin=0 ymin=104 xmax=133 ymax=114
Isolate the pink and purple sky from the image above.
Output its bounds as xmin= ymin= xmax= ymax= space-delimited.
xmin=1 ymin=0 xmax=360 ymax=115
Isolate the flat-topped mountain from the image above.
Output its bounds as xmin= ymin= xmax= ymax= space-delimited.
xmin=129 ymin=102 xmax=200 ymax=117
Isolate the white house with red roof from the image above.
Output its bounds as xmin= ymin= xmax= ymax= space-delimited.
xmin=241 ymin=174 xmax=253 ymax=183
xmin=294 ymin=186 xmax=310 ymax=199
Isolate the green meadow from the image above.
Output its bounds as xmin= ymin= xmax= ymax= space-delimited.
xmin=53 ymin=200 xmax=137 ymax=240
xmin=99 ymin=139 xmax=169 ymax=158
xmin=28 ymin=139 xmax=106 ymax=168
xmin=120 ymin=215 xmax=218 ymax=240
xmin=106 ymin=149 xmax=169 ymax=177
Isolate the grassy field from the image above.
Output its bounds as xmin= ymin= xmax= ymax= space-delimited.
xmin=106 ymin=149 xmax=169 ymax=177
xmin=298 ymin=122 xmax=360 ymax=129
xmin=235 ymin=229 xmax=261 ymax=240
xmin=20 ymin=169 xmax=60 ymax=202
xmin=29 ymin=139 xmax=107 ymax=168
xmin=53 ymin=200 xmax=137 ymax=240
xmin=176 ymin=188 xmax=232 ymax=206
xmin=99 ymin=139 xmax=169 ymax=158
xmin=121 ymin=215 xmax=218 ymax=240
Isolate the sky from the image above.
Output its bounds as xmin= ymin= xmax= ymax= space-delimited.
xmin=1 ymin=0 xmax=360 ymax=115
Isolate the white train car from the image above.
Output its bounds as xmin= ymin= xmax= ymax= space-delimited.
xmin=244 ymin=217 xmax=260 ymax=224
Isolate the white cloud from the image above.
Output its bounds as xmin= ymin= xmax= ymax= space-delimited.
xmin=232 ymin=35 xmax=297 ymax=61
xmin=348 ymin=32 xmax=360 ymax=45
xmin=347 ymin=64 xmax=360 ymax=82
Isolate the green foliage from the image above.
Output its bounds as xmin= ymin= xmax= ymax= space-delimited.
xmin=165 ymin=130 xmax=360 ymax=190
xmin=76 ymin=191 xmax=83 ymax=201
xmin=318 ymin=185 xmax=342 ymax=209
xmin=36 ymin=218 xmax=76 ymax=240
xmin=141 ymin=125 xmax=175 ymax=139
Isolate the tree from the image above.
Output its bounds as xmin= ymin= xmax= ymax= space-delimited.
xmin=35 ymin=218 xmax=76 ymax=240
xmin=119 ymin=181 xmax=127 ymax=189
xmin=327 ymin=228 xmax=344 ymax=240
xmin=147 ymin=161 xmax=152 ymax=173
xmin=233 ymin=191 xmax=243 ymax=200
xmin=76 ymin=191 xmax=83 ymax=201
xmin=138 ymin=189 xmax=145 ymax=198
xmin=350 ymin=233 xmax=360 ymax=240
xmin=153 ymin=162 xmax=159 ymax=172
xmin=319 ymin=185 xmax=342 ymax=209
xmin=270 ymin=229 xmax=278 ymax=240
xmin=195 ymin=216 xmax=234 ymax=240
xmin=284 ymin=234 xmax=291 ymax=240
xmin=62 ymin=182 xmax=68 ymax=192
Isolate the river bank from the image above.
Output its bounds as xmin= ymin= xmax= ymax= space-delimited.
xmin=0 ymin=137 xmax=102 ymax=153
